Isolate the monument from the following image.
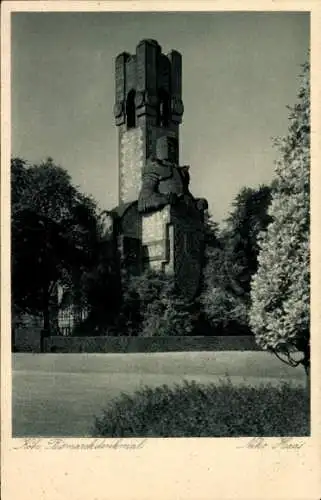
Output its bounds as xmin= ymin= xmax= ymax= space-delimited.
xmin=109 ymin=39 xmax=208 ymax=300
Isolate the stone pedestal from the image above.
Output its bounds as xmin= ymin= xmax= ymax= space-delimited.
xmin=142 ymin=202 xmax=205 ymax=300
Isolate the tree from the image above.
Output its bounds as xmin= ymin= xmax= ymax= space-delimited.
xmin=223 ymin=184 xmax=273 ymax=295
xmin=201 ymin=246 xmax=248 ymax=331
xmin=11 ymin=157 xmax=100 ymax=341
xmin=203 ymin=211 xmax=220 ymax=250
xmin=249 ymin=61 xmax=310 ymax=375
xmin=201 ymin=185 xmax=272 ymax=333
xmin=71 ymin=234 xmax=122 ymax=335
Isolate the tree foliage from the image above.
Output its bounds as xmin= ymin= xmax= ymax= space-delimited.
xmin=11 ymin=157 xmax=101 ymax=333
xmin=249 ymin=61 xmax=310 ymax=372
xmin=71 ymin=235 xmax=122 ymax=335
xmin=201 ymin=245 xmax=249 ymax=330
xmin=224 ymin=184 xmax=273 ymax=293
xmin=201 ymin=186 xmax=272 ymax=332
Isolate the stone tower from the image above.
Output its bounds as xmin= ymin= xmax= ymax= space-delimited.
xmin=114 ymin=39 xmax=184 ymax=205
xmin=111 ymin=39 xmax=207 ymax=300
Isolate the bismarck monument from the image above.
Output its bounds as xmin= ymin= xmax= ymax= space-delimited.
xmin=109 ymin=39 xmax=208 ymax=300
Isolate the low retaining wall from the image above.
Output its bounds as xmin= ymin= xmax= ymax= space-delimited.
xmin=44 ymin=335 xmax=261 ymax=353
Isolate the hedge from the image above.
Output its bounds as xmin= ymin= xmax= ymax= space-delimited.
xmin=93 ymin=380 xmax=310 ymax=437
xmin=43 ymin=335 xmax=261 ymax=353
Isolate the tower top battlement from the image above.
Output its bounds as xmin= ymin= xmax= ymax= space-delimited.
xmin=114 ymin=39 xmax=184 ymax=127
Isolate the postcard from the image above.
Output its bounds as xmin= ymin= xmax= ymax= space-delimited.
xmin=1 ymin=1 xmax=321 ymax=499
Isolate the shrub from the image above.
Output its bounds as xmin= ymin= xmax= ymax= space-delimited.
xmin=140 ymin=290 xmax=194 ymax=337
xmin=117 ymin=270 xmax=194 ymax=336
xmin=93 ymin=381 xmax=309 ymax=437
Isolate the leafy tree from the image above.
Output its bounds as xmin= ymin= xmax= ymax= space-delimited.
xmin=71 ymin=234 xmax=122 ymax=336
xmin=249 ymin=61 xmax=310 ymax=375
xmin=203 ymin=211 xmax=220 ymax=250
xmin=201 ymin=185 xmax=272 ymax=333
xmin=201 ymin=243 xmax=249 ymax=332
xmin=11 ymin=157 xmax=100 ymax=339
xmin=223 ymin=184 xmax=273 ymax=295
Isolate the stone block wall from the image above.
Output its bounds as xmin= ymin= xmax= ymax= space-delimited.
xmin=119 ymin=127 xmax=144 ymax=204
xmin=142 ymin=205 xmax=172 ymax=271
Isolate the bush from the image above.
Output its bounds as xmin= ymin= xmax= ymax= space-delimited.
xmin=93 ymin=381 xmax=309 ymax=437
xmin=117 ymin=270 xmax=194 ymax=336
xmin=141 ymin=294 xmax=193 ymax=337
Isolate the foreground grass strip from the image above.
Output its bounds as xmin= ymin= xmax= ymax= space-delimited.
xmin=93 ymin=380 xmax=310 ymax=437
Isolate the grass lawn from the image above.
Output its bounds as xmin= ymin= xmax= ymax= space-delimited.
xmin=12 ymin=352 xmax=306 ymax=437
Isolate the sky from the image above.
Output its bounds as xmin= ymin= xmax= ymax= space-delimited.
xmin=11 ymin=11 xmax=310 ymax=223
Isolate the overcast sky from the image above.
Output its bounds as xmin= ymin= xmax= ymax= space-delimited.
xmin=11 ymin=11 xmax=309 ymax=223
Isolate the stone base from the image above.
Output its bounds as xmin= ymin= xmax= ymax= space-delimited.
xmin=112 ymin=199 xmax=205 ymax=299
xmin=142 ymin=203 xmax=205 ymax=299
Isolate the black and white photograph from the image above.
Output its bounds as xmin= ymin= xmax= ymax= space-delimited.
xmin=8 ymin=8 xmax=312 ymax=438
xmin=2 ymin=3 xmax=321 ymax=498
